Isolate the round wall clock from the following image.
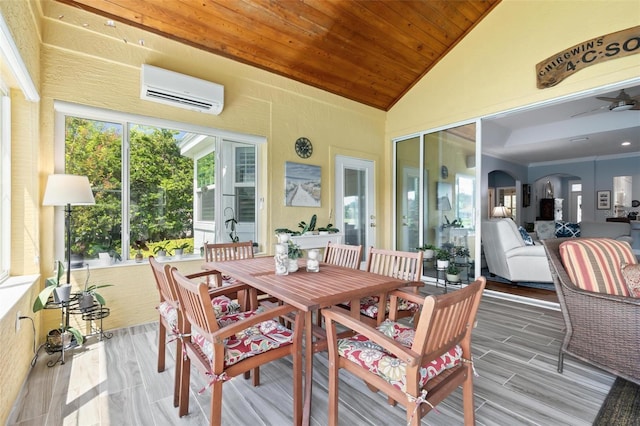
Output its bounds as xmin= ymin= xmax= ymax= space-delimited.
xmin=441 ymin=165 xmax=449 ymax=179
xmin=295 ymin=137 xmax=313 ymax=158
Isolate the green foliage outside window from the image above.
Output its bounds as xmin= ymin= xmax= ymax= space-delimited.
xmin=65 ymin=117 xmax=194 ymax=260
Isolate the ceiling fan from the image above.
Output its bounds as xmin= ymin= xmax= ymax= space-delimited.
xmin=596 ymin=89 xmax=640 ymax=111
xmin=571 ymin=88 xmax=640 ymax=117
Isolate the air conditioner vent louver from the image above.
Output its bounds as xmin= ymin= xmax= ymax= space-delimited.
xmin=140 ymin=64 xmax=224 ymax=115
xmin=144 ymin=89 xmax=214 ymax=110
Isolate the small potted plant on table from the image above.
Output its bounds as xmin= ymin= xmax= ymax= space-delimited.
xmin=287 ymin=240 xmax=303 ymax=273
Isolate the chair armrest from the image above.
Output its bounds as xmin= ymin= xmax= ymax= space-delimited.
xmin=211 ymin=303 xmax=298 ymax=341
xmin=507 ymin=245 xmax=547 ymax=258
xmin=323 ymin=307 xmax=420 ymax=366
xmin=206 ymin=282 xmax=253 ymax=298
xmin=186 ymin=269 xmax=219 ymax=280
xmin=388 ymin=289 xmax=425 ymax=305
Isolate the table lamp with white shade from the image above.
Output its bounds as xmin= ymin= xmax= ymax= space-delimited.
xmin=43 ymin=174 xmax=95 ymax=285
xmin=492 ymin=205 xmax=510 ymax=218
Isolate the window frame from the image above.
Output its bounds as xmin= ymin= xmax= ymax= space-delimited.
xmin=54 ymin=101 xmax=265 ymax=264
xmin=0 ymin=93 xmax=10 ymax=282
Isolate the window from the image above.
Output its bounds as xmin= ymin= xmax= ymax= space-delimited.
xmin=56 ymin=102 xmax=262 ymax=264
xmin=455 ymin=175 xmax=475 ymax=229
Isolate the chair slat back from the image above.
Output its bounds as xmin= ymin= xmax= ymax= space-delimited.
xmin=204 ymin=241 xmax=254 ymax=263
xmin=171 ymin=267 xmax=221 ymax=338
xmin=323 ymin=242 xmax=363 ymax=269
xmin=365 ymin=247 xmax=423 ymax=281
xmin=412 ymin=277 xmax=485 ymax=359
xmin=149 ymin=255 xmax=177 ymax=306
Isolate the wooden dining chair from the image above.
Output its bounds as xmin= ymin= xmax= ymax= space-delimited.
xmin=203 ymin=241 xmax=254 ymax=286
xmin=323 ymin=277 xmax=486 ymax=426
xmin=323 ymin=241 xmax=363 ymax=270
xmin=342 ymin=247 xmax=424 ymax=326
xmin=170 ymin=267 xmax=304 ymax=425
xmin=316 ymin=242 xmax=363 ymax=326
xmin=149 ymin=256 xmax=244 ymax=407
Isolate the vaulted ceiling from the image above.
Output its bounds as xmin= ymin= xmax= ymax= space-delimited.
xmin=56 ymin=0 xmax=501 ymax=111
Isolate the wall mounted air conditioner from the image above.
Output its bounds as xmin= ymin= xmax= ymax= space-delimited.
xmin=140 ymin=64 xmax=224 ymax=115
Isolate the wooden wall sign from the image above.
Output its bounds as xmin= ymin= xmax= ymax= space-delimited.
xmin=536 ymin=26 xmax=640 ymax=89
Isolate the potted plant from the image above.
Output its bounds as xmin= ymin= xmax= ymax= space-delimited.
xmin=435 ymin=248 xmax=451 ymax=270
xmin=287 ymin=240 xmax=303 ymax=272
xmin=132 ymin=240 xmax=148 ymax=263
xmin=446 ymin=264 xmax=461 ymax=283
xmin=33 ymin=260 xmax=71 ymax=310
xmin=152 ymin=241 xmax=170 ymax=258
xmin=173 ymin=241 xmax=190 ymax=258
xmin=454 ymin=246 xmax=470 ymax=264
xmin=298 ymin=214 xmax=317 ymax=235
xmin=33 ymin=261 xmax=84 ymax=346
xmin=318 ymin=223 xmax=340 ymax=235
xmin=416 ymin=243 xmax=437 ymax=260
xmin=77 ymin=265 xmax=113 ymax=312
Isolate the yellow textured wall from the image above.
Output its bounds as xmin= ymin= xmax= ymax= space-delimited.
xmin=0 ymin=0 xmax=42 ymax=423
xmin=36 ymin=0 xmax=386 ymax=339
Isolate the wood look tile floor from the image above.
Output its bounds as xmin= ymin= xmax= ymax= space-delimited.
xmin=8 ymin=285 xmax=614 ymax=425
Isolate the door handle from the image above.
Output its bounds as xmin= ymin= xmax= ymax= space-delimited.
xmin=370 ymin=223 xmax=376 ymax=228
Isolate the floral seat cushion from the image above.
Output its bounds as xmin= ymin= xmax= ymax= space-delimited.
xmin=342 ymin=296 xmax=419 ymax=319
xmin=337 ymin=319 xmax=462 ymax=392
xmin=192 ymin=310 xmax=295 ymax=367
xmin=157 ymin=295 xmax=241 ymax=333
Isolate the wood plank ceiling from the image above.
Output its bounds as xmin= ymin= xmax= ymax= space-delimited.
xmin=56 ymin=0 xmax=501 ymax=111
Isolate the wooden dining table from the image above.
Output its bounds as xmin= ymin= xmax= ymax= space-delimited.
xmin=203 ymin=255 xmax=420 ymax=426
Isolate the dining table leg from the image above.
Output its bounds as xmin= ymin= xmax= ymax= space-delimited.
xmin=302 ymin=310 xmax=313 ymax=426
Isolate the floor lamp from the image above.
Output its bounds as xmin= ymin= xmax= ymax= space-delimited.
xmin=43 ymin=174 xmax=95 ymax=285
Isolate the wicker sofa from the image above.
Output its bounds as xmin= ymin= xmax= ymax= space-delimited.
xmin=542 ymin=238 xmax=639 ymax=385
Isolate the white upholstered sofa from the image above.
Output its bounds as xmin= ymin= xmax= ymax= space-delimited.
xmin=482 ymin=219 xmax=553 ymax=283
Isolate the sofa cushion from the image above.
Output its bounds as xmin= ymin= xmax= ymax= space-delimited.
xmin=559 ymin=238 xmax=637 ymax=296
xmin=621 ymin=263 xmax=640 ymax=298
xmin=518 ymin=226 xmax=534 ymax=246
xmin=555 ymin=221 xmax=580 ymax=238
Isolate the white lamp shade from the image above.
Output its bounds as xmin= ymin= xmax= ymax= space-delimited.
xmin=43 ymin=174 xmax=96 ymax=206
xmin=492 ymin=205 xmax=510 ymax=218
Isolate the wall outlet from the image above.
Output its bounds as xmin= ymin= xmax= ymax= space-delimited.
xmin=15 ymin=311 xmax=21 ymax=332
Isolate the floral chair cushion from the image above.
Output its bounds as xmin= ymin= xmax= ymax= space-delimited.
xmin=337 ymin=319 xmax=462 ymax=392
xmin=192 ymin=310 xmax=295 ymax=367
xmin=357 ymin=296 xmax=419 ymax=319
xmin=157 ymin=296 xmax=241 ymax=333
xmin=621 ymin=262 xmax=640 ymax=298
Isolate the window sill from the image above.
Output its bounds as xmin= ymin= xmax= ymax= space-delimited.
xmin=80 ymin=254 xmax=204 ymax=269
xmin=0 ymin=274 xmax=40 ymax=318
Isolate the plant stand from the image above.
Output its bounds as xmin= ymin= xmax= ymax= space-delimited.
xmin=43 ymin=292 xmax=112 ymax=367
xmin=435 ymin=263 xmax=449 ymax=294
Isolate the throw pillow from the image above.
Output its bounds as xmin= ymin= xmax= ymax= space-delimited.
xmin=518 ymin=226 xmax=534 ymax=246
xmin=559 ymin=238 xmax=636 ymax=296
xmin=555 ymin=221 xmax=580 ymax=238
xmin=621 ymin=263 xmax=640 ymax=298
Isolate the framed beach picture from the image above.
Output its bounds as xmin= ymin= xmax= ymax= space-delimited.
xmin=285 ymin=162 xmax=321 ymax=207
xmin=596 ymin=190 xmax=610 ymax=210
